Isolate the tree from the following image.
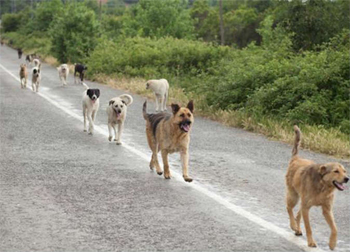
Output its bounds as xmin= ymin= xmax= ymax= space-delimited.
xmin=123 ymin=0 xmax=194 ymax=39
xmin=49 ymin=3 xmax=100 ymax=63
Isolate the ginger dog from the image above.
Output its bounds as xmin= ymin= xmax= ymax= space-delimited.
xmin=143 ymin=100 xmax=194 ymax=182
xmin=19 ymin=64 xmax=28 ymax=89
xmin=285 ymin=125 xmax=348 ymax=250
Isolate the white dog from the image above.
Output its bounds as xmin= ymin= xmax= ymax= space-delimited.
xmin=33 ymin=58 xmax=40 ymax=67
xmin=82 ymin=83 xmax=100 ymax=135
xmin=106 ymin=94 xmax=133 ymax=145
xmin=31 ymin=64 xmax=41 ymax=92
xmin=145 ymin=79 xmax=169 ymax=112
xmin=57 ymin=64 xmax=69 ymax=86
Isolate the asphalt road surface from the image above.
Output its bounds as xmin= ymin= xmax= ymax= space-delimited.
xmin=1 ymin=45 xmax=349 ymax=252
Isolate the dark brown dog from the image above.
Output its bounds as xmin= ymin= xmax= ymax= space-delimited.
xmin=143 ymin=100 xmax=194 ymax=182
xmin=285 ymin=125 xmax=348 ymax=250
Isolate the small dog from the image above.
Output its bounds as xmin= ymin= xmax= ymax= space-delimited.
xmin=285 ymin=125 xmax=348 ymax=250
xmin=74 ymin=63 xmax=88 ymax=84
xmin=106 ymin=94 xmax=133 ymax=145
xmin=19 ymin=64 xmax=28 ymax=89
xmin=145 ymin=79 xmax=169 ymax=112
xmin=25 ymin=53 xmax=37 ymax=65
xmin=31 ymin=64 xmax=41 ymax=92
xmin=57 ymin=64 xmax=69 ymax=86
xmin=82 ymin=82 xmax=100 ymax=135
xmin=17 ymin=48 xmax=23 ymax=59
xmin=143 ymin=100 xmax=194 ymax=182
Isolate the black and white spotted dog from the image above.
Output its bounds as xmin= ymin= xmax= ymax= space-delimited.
xmin=82 ymin=82 xmax=100 ymax=135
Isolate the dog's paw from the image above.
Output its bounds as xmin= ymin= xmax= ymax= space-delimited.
xmin=308 ymin=240 xmax=317 ymax=248
xmin=183 ymin=176 xmax=193 ymax=182
xmin=84 ymin=129 xmax=87 ymax=132
xmin=116 ymin=141 xmax=122 ymax=145
xmin=108 ymin=136 xmax=112 ymax=141
xmin=88 ymin=132 xmax=93 ymax=135
xmin=329 ymin=237 xmax=337 ymax=250
xmin=294 ymin=230 xmax=302 ymax=236
xmin=164 ymin=173 xmax=171 ymax=179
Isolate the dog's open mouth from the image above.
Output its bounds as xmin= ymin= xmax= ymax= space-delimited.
xmin=333 ymin=181 xmax=345 ymax=191
xmin=180 ymin=121 xmax=191 ymax=133
xmin=114 ymin=109 xmax=121 ymax=119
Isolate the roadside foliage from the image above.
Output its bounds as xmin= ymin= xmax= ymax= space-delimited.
xmin=1 ymin=0 xmax=349 ymax=156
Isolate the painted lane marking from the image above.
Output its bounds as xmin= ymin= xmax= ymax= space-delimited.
xmin=0 ymin=63 xmax=325 ymax=252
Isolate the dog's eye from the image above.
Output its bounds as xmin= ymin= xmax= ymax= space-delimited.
xmin=334 ymin=170 xmax=339 ymax=173
xmin=180 ymin=114 xmax=184 ymax=117
xmin=187 ymin=113 xmax=191 ymax=117
xmin=121 ymin=105 xmax=123 ymax=108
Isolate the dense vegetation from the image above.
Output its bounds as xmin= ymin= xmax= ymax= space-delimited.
xmin=1 ymin=0 xmax=349 ymax=139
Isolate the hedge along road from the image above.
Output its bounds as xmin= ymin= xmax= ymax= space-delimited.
xmin=0 ymin=45 xmax=349 ymax=252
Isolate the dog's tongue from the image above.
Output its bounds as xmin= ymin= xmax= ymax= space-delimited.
xmin=334 ymin=181 xmax=345 ymax=191
xmin=182 ymin=124 xmax=190 ymax=132
xmin=116 ymin=113 xmax=121 ymax=119
xmin=92 ymin=100 xmax=96 ymax=104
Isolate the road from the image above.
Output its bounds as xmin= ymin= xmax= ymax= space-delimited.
xmin=0 ymin=45 xmax=349 ymax=252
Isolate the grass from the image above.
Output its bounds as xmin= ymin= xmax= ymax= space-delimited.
xmin=4 ymin=34 xmax=349 ymax=159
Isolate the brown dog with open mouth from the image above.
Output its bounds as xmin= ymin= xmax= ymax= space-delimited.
xmin=143 ymin=100 xmax=194 ymax=182
xmin=285 ymin=125 xmax=348 ymax=250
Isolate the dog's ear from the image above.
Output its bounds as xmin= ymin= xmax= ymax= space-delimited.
xmin=95 ymin=89 xmax=100 ymax=98
xmin=109 ymin=100 xmax=115 ymax=106
xmin=187 ymin=100 xmax=194 ymax=113
xmin=171 ymin=103 xmax=180 ymax=115
xmin=319 ymin=165 xmax=330 ymax=176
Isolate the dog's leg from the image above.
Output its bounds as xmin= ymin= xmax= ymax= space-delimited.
xmin=24 ymin=78 xmax=27 ymax=88
xmin=108 ymin=123 xmax=113 ymax=141
xmin=180 ymin=149 xmax=192 ymax=182
xmin=83 ymin=108 xmax=87 ymax=132
xmin=161 ymin=150 xmax=171 ymax=179
xmin=155 ymin=94 xmax=160 ymax=112
xmin=160 ymin=95 xmax=165 ymax=112
xmin=87 ymin=113 xmax=94 ymax=135
xmin=163 ymin=93 xmax=167 ymax=111
xmin=36 ymin=82 xmax=39 ymax=92
xmin=295 ymin=209 xmax=302 ymax=236
xmin=115 ymin=122 xmax=123 ymax=145
xmin=322 ymin=204 xmax=337 ymax=250
xmin=32 ymin=81 xmax=35 ymax=92
xmin=153 ymin=144 xmax=163 ymax=175
xmin=302 ymin=205 xmax=317 ymax=247
xmin=286 ymin=190 xmax=301 ymax=235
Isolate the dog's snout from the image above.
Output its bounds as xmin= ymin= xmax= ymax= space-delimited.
xmin=184 ymin=119 xmax=191 ymax=125
xmin=344 ymin=177 xmax=349 ymax=183
xmin=117 ymin=109 xmax=121 ymax=114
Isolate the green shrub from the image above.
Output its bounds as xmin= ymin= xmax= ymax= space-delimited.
xmin=87 ymin=36 xmax=228 ymax=82
xmin=49 ymin=3 xmax=99 ymax=63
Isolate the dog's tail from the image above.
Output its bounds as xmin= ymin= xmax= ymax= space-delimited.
xmin=82 ymin=82 xmax=89 ymax=90
xmin=143 ymin=100 xmax=148 ymax=120
xmin=292 ymin=125 xmax=301 ymax=157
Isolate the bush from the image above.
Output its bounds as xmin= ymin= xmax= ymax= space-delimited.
xmin=1 ymin=13 xmax=22 ymax=32
xmin=49 ymin=3 xmax=99 ymax=63
xmin=87 ymin=36 xmax=228 ymax=82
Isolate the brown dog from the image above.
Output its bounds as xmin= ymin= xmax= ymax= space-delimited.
xmin=143 ymin=100 xmax=194 ymax=182
xmin=19 ymin=64 xmax=28 ymax=89
xmin=285 ymin=125 xmax=348 ymax=250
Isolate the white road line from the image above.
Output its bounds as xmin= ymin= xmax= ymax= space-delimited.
xmin=0 ymin=63 xmax=326 ymax=252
